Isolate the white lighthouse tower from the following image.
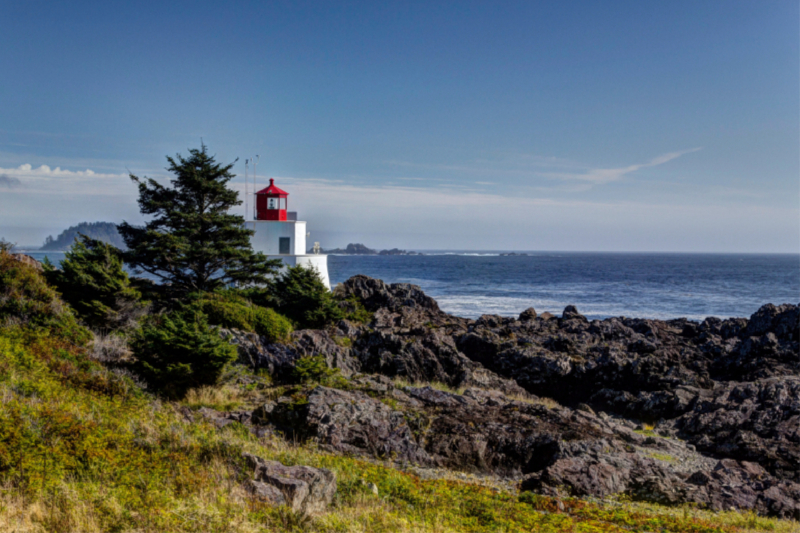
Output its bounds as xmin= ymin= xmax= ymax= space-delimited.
xmin=248 ymin=178 xmax=330 ymax=289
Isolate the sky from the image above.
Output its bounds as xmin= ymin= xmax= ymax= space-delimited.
xmin=0 ymin=0 xmax=797 ymax=252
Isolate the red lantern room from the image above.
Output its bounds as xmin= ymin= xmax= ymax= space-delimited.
xmin=255 ymin=179 xmax=289 ymax=221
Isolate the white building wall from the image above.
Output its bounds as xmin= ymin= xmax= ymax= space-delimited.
xmin=249 ymin=219 xmax=329 ymax=289
xmin=250 ymin=220 xmax=306 ymax=255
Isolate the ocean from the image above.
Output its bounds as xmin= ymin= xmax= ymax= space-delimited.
xmin=24 ymin=251 xmax=800 ymax=321
xmin=328 ymin=252 xmax=799 ymax=321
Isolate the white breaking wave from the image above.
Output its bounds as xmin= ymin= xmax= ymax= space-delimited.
xmin=433 ymin=294 xmax=734 ymax=321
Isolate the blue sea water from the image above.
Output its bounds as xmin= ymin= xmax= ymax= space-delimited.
xmin=328 ymin=252 xmax=799 ymax=321
xmin=24 ymin=251 xmax=800 ymax=321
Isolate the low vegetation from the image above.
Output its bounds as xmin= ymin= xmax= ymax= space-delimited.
xmin=0 ymin=248 xmax=89 ymax=345
xmin=291 ymin=355 xmax=346 ymax=387
xmin=195 ymin=290 xmax=293 ymax=342
xmin=130 ymin=307 xmax=238 ymax=398
xmin=0 ymin=330 xmax=797 ymax=532
xmin=0 ymin=249 xmax=799 ymax=532
xmin=3 ymin=145 xmax=797 ymax=531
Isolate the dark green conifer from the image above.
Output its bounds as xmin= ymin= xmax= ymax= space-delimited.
xmin=131 ymin=307 xmax=237 ymax=398
xmin=273 ymin=265 xmax=343 ymax=329
xmin=44 ymin=235 xmax=144 ymax=330
xmin=118 ymin=144 xmax=280 ymax=296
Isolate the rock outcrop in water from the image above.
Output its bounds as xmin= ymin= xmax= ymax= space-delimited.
xmin=224 ymin=275 xmax=800 ymax=518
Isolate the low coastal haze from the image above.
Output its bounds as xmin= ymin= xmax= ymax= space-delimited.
xmin=1 ymin=1 xmax=797 ymax=253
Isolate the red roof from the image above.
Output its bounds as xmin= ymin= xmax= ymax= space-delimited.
xmin=256 ymin=178 xmax=288 ymax=196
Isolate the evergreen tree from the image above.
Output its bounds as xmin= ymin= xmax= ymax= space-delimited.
xmin=131 ymin=307 xmax=237 ymax=398
xmin=44 ymin=235 xmax=144 ymax=330
xmin=118 ymin=144 xmax=280 ymax=295
xmin=273 ymin=265 xmax=342 ymax=329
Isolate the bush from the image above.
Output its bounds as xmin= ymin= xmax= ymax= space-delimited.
xmin=130 ymin=307 xmax=237 ymax=398
xmin=0 ymin=248 xmax=90 ymax=344
xmin=90 ymin=332 xmax=132 ymax=363
xmin=195 ymin=291 xmax=292 ymax=342
xmin=291 ymin=354 xmax=343 ymax=386
xmin=44 ymin=235 xmax=146 ymax=331
xmin=273 ymin=265 xmax=342 ymax=329
xmin=234 ymin=284 xmax=280 ymax=309
xmin=339 ymin=296 xmax=374 ymax=324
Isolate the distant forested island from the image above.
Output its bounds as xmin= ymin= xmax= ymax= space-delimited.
xmin=311 ymin=243 xmax=421 ymax=255
xmin=41 ymin=222 xmax=126 ymax=251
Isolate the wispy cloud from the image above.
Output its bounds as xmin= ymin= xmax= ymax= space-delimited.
xmin=0 ymin=162 xmax=794 ymax=253
xmin=540 ymin=148 xmax=702 ymax=184
xmin=386 ymin=152 xmax=585 ymax=176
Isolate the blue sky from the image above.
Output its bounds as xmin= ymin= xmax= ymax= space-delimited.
xmin=1 ymin=0 xmax=797 ymax=251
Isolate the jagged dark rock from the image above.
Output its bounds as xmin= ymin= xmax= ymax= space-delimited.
xmin=335 ymin=275 xmax=442 ymax=315
xmin=665 ymin=377 xmax=800 ymax=483
xmin=249 ymin=378 xmax=800 ymax=518
xmin=220 ymin=275 xmax=799 ymax=517
xmin=222 ymin=327 xmax=360 ymax=380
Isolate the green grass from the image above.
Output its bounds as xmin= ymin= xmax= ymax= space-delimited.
xmin=0 ymin=253 xmax=798 ymax=532
xmin=2 ymin=329 xmax=800 ymax=532
xmin=645 ymin=451 xmax=678 ymax=463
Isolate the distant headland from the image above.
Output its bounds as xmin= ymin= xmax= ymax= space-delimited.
xmin=34 ymin=222 xmax=422 ymax=259
xmin=310 ymin=243 xmax=422 ymax=256
xmin=39 ymin=221 xmax=125 ymax=251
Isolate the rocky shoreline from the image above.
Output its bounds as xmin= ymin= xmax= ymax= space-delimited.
xmin=221 ymin=275 xmax=800 ymax=518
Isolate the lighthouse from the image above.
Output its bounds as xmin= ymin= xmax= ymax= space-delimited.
xmin=248 ymin=179 xmax=330 ymax=289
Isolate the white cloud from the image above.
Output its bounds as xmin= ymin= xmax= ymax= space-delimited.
xmin=0 ymin=163 xmax=132 ymax=196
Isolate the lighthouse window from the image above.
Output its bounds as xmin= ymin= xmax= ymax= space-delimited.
xmin=267 ymin=198 xmax=278 ymax=210
xmin=279 ymin=237 xmax=291 ymax=254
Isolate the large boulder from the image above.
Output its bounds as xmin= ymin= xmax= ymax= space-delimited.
xmin=266 ymin=385 xmax=433 ymax=466
xmin=243 ymin=453 xmax=336 ymax=515
xmin=222 ymin=328 xmax=360 ymax=380
xmin=11 ymin=253 xmax=43 ymax=272
xmin=335 ymin=275 xmax=440 ymax=313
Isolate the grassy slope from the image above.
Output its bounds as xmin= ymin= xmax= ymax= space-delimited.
xmin=1 ymin=332 xmax=798 ymax=532
xmin=0 ymin=254 xmax=798 ymax=532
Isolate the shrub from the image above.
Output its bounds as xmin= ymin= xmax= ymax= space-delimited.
xmin=44 ymin=235 xmax=146 ymax=331
xmin=195 ymin=291 xmax=293 ymax=342
xmin=273 ymin=265 xmax=342 ymax=329
xmin=0 ymin=249 xmax=90 ymax=344
xmin=90 ymin=331 xmax=133 ymax=363
xmin=235 ymin=284 xmax=280 ymax=309
xmin=291 ymin=354 xmax=346 ymax=387
xmin=339 ymin=296 xmax=374 ymax=324
xmin=130 ymin=307 xmax=237 ymax=398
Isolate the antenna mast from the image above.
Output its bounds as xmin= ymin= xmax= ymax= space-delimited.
xmin=244 ymin=159 xmax=249 ymax=221
xmin=253 ymin=155 xmax=260 ymax=221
